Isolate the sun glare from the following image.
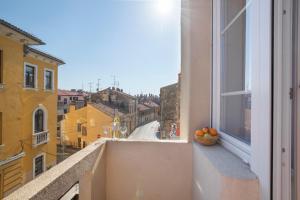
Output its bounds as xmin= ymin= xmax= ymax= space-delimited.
xmin=156 ymin=0 xmax=174 ymax=17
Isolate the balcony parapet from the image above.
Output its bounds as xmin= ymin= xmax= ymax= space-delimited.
xmin=5 ymin=139 xmax=106 ymax=200
xmin=32 ymin=130 xmax=49 ymax=147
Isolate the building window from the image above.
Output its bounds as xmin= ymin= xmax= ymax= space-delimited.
xmin=58 ymin=96 xmax=61 ymax=101
xmin=77 ymin=123 xmax=81 ymax=132
xmin=82 ymin=126 xmax=87 ymax=136
xmin=213 ymin=0 xmax=255 ymax=161
xmin=34 ymin=109 xmax=44 ymax=133
xmin=33 ymin=106 xmax=47 ymax=134
xmin=64 ymin=98 xmax=68 ymax=104
xmin=24 ymin=63 xmax=37 ymax=88
xmin=44 ymin=69 xmax=54 ymax=90
xmin=33 ymin=154 xmax=45 ymax=178
xmin=218 ymin=0 xmax=252 ymax=145
xmin=0 ymin=50 xmax=3 ymax=84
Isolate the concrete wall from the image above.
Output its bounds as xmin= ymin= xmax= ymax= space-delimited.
xmin=106 ymin=141 xmax=192 ymax=200
xmin=181 ymin=0 xmax=213 ymax=196
xmin=180 ymin=0 xmax=212 ymax=142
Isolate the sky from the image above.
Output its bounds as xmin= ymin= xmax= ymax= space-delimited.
xmin=0 ymin=0 xmax=181 ymax=95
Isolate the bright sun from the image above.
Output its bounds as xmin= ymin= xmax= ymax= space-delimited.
xmin=156 ymin=0 xmax=174 ymax=17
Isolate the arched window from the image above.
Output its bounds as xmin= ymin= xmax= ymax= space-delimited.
xmin=34 ymin=109 xmax=44 ymax=133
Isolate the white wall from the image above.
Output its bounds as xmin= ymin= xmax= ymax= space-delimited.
xmin=106 ymin=141 xmax=192 ymax=200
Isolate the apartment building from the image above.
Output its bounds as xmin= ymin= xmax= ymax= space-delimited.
xmin=61 ymin=103 xmax=117 ymax=148
xmin=0 ymin=19 xmax=64 ymax=197
xmin=57 ymin=89 xmax=87 ymax=116
xmin=91 ymin=87 xmax=138 ymax=134
xmin=137 ymin=103 xmax=155 ymax=126
xmin=57 ymin=89 xmax=87 ymax=144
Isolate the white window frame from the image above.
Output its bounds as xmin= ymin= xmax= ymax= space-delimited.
xmin=32 ymin=104 xmax=48 ymax=134
xmin=212 ymin=0 xmax=252 ymax=163
xmin=24 ymin=62 xmax=38 ymax=89
xmin=213 ymin=1 xmax=272 ymax=199
xmin=32 ymin=153 xmax=46 ymax=178
xmin=44 ymin=68 xmax=55 ymax=91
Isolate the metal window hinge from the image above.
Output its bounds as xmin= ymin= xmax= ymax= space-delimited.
xmin=289 ymin=88 xmax=294 ymax=100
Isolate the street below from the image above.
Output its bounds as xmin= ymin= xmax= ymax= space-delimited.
xmin=128 ymin=121 xmax=160 ymax=141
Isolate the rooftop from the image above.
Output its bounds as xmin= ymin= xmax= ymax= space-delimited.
xmin=0 ymin=18 xmax=45 ymax=45
xmin=58 ymin=89 xmax=86 ymax=96
xmin=143 ymin=101 xmax=159 ymax=108
xmin=89 ymin=102 xmax=125 ymax=118
xmin=24 ymin=46 xmax=65 ymax=65
xmin=137 ymin=103 xmax=152 ymax=111
xmin=99 ymin=87 xmax=137 ymax=100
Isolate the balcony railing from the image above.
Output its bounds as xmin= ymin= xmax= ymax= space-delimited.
xmin=32 ymin=130 xmax=49 ymax=147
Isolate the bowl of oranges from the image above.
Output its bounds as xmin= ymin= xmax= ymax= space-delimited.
xmin=194 ymin=127 xmax=219 ymax=146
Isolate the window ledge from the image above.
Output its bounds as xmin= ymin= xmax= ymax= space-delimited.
xmin=23 ymin=87 xmax=38 ymax=91
xmin=105 ymin=138 xmax=188 ymax=144
xmin=0 ymin=83 xmax=5 ymax=89
xmin=43 ymin=89 xmax=55 ymax=93
xmin=193 ymin=142 xmax=256 ymax=180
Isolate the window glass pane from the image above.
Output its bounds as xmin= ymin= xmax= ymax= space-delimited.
xmin=77 ymin=123 xmax=81 ymax=132
xmin=221 ymin=0 xmax=246 ymax=30
xmin=45 ymin=70 xmax=52 ymax=90
xmin=82 ymin=126 xmax=87 ymax=136
xmin=221 ymin=11 xmax=246 ymax=93
xmin=35 ymin=109 xmax=44 ymax=133
xmin=220 ymin=1 xmax=253 ymax=144
xmin=26 ymin=65 xmax=35 ymax=88
xmin=220 ymin=94 xmax=251 ymax=144
xmin=35 ymin=156 xmax=44 ymax=176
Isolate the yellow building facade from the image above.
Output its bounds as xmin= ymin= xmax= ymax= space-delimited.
xmin=61 ymin=104 xmax=115 ymax=148
xmin=0 ymin=19 xmax=64 ymax=198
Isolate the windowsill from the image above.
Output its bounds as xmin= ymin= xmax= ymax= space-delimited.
xmin=44 ymin=89 xmax=55 ymax=93
xmin=0 ymin=83 xmax=5 ymax=89
xmin=104 ymin=138 xmax=189 ymax=144
xmin=23 ymin=87 xmax=38 ymax=91
xmin=193 ymin=142 xmax=256 ymax=180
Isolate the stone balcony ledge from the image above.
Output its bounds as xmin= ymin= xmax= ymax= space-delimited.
xmin=5 ymin=138 xmax=192 ymax=200
xmin=5 ymin=139 xmax=106 ymax=200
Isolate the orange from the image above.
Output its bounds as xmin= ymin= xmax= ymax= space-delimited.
xmin=202 ymin=127 xmax=209 ymax=133
xmin=209 ymin=128 xmax=218 ymax=136
xmin=195 ymin=130 xmax=204 ymax=136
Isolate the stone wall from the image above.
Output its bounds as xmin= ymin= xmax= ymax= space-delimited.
xmin=160 ymin=83 xmax=178 ymax=138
